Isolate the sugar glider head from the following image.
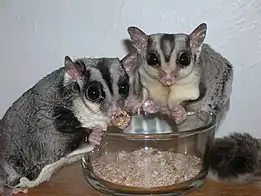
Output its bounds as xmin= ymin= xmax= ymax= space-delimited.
xmin=126 ymin=23 xmax=207 ymax=86
xmin=63 ymin=56 xmax=130 ymax=124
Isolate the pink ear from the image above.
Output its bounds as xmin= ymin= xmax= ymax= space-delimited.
xmin=189 ymin=23 xmax=207 ymax=50
xmin=127 ymin=26 xmax=148 ymax=52
xmin=121 ymin=49 xmax=140 ymax=73
xmin=64 ymin=56 xmax=84 ymax=77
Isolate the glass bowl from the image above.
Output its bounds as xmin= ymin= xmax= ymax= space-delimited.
xmin=82 ymin=111 xmax=216 ymax=196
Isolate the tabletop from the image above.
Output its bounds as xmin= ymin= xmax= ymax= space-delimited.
xmin=25 ymin=162 xmax=261 ymax=196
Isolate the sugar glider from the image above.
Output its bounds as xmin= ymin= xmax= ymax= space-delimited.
xmin=0 ymin=56 xmax=131 ymax=195
xmin=124 ymin=23 xmax=233 ymax=125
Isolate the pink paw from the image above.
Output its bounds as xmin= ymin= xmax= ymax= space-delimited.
xmin=12 ymin=188 xmax=28 ymax=195
xmin=125 ymin=97 xmax=143 ymax=115
xmin=170 ymin=105 xmax=187 ymax=124
xmin=142 ymin=99 xmax=160 ymax=114
xmin=88 ymin=125 xmax=105 ymax=145
xmin=1 ymin=187 xmax=28 ymax=196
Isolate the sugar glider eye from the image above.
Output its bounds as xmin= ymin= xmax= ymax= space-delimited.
xmin=86 ymin=82 xmax=104 ymax=102
xmin=118 ymin=79 xmax=129 ymax=96
xmin=147 ymin=52 xmax=160 ymax=67
xmin=177 ymin=51 xmax=191 ymax=66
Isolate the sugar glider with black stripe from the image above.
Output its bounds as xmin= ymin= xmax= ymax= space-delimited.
xmin=123 ymin=23 xmax=233 ymax=126
xmin=0 ymin=56 xmax=130 ymax=195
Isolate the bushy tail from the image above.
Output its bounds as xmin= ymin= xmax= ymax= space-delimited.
xmin=207 ymin=132 xmax=261 ymax=183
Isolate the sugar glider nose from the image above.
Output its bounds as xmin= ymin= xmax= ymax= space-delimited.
xmin=160 ymin=74 xmax=176 ymax=86
xmin=107 ymin=101 xmax=122 ymax=117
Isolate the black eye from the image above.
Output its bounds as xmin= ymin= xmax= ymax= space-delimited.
xmin=119 ymin=80 xmax=129 ymax=96
xmin=86 ymin=83 xmax=102 ymax=101
xmin=177 ymin=51 xmax=191 ymax=66
xmin=147 ymin=52 xmax=160 ymax=66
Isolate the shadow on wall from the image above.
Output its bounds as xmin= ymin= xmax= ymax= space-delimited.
xmin=122 ymin=39 xmax=133 ymax=54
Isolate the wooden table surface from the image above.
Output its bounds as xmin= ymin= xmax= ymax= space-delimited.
xmin=24 ymin=162 xmax=261 ymax=196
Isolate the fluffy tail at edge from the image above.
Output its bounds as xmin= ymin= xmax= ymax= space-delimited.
xmin=207 ymin=132 xmax=261 ymax=184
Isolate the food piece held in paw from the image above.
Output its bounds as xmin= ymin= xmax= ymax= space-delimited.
xmin=92 ymin=148 xmax=201 ymax=188
xmin=110 ymin=111 xmax=131 ymax=129
xmin=170 ymin=104 xmax=187 ymax=124
xmin=207 ymin=132 xmax=261 ymax=184
xmin=142 ymin=99 xmax=160 ymax=114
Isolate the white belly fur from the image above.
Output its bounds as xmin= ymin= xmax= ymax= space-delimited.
xmin=15 ymin=144 xmax=95 ymax=188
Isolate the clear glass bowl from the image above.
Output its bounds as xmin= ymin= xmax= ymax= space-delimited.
xmin=82 ymin=111 xmax=216 ymax=196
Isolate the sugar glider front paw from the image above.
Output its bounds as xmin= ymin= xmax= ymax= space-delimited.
xmin=142 ymin=99 xmax=161 ymax=114
xmin=142 ymin=99 xmax=171 ymax=115
xmin=125 ymin=88 xmax=150 ymax=115
xmin=87 ymin=125 xmax=106 ymax=145
xmin=125 ymin=97 xmax=144 ymax=115
xmin=169 ymin=104 xmax=187 ymax=124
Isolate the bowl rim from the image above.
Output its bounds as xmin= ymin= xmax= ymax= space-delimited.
xmin=107 ymin=110 xmax=216 ymax=139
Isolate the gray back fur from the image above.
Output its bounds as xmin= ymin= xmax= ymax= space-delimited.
xmin=186 ymin=43 xmax=233 ymax=126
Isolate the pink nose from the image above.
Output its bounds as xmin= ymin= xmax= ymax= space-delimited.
xmin=108 ymin=101 xmax=121 ymax=117
xmin=161 ymin=74 xmax=176 ymax=85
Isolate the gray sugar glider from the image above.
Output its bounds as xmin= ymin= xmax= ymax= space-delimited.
xmin=0 ymin=56 xmax=131 ymax=195
xmin=123 ymin=23 xmax=233 ymax=127
xmin=121 ymin=55 xmax=260 ymax=183
xmin=121 ymin=23 xmax=261 ymax=185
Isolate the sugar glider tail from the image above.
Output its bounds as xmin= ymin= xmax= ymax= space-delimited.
xmin=207 ymin=132 xmax=261 ymax=183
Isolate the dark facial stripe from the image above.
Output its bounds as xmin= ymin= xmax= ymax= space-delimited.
xmin=118 ymin=75 xmax=130 ymax=99
xmin=96 ymin=58 xmax=113 ymax=95
xmin=147 ymin=37 xmax=153 ymax=51
xmin=147 ymin=37 xmax=161 ymax=67
xmin=160 ymin=34 xmax=175 ymax=62
xmin=186 ymin=36 xmax=190 ymax=48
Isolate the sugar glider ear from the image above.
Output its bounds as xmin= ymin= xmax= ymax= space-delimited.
xmin=121 ymin=48 xmax=140 ymax=74
xmin=189 ymin=23 xmax=207 ymax=51
xmin=127 ymin=26 xmax=148 ymax=52
xmin=64 ymin=56 xmax=85 ymax=78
